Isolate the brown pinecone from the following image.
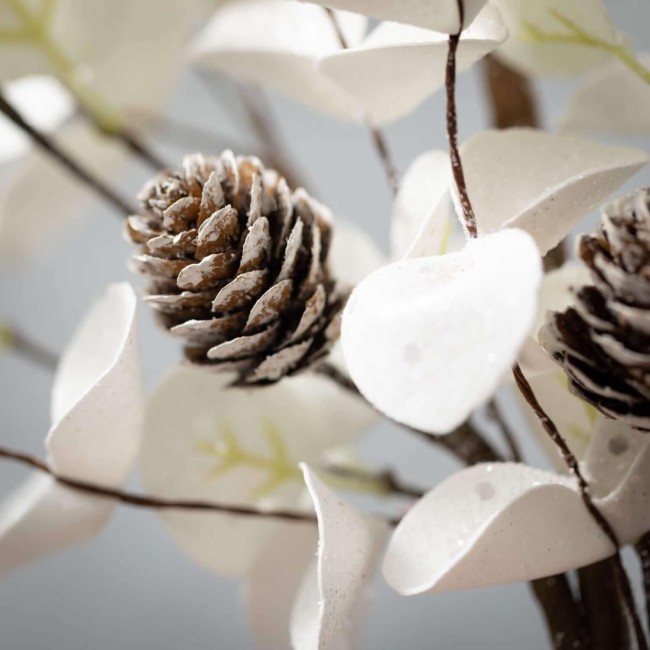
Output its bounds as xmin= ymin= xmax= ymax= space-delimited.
xmin=540 ymin=188 xmax=650 ymax=430
xmin=126 ymin=151 xmax=345 ymax=384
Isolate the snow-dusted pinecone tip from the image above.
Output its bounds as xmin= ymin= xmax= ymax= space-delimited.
xmin=126 ymin=151 xmax=346 ymax=385
xmin=540 ymin=187 xmax=650 ymax=431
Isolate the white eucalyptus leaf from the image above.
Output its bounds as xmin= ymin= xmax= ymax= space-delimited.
xmin=491 ymin=0 xmax=618 ymax=77
xmin=0 ymin=283 xmax=142 ymax=571
xmin=341 ymin=229 xmax=542 ymax=434
xmin=560 ymin=54 xmax=650 ymax=134
xmin=391 ymin=150 xmax=452 ymax=260
xmin=319 ymin=6 xmax=507 ymax=125
xmin=139 ymin=367 xmax=374 ymax=576
xmin=383 ymin=463 xmax=613 ymax=594
xmin=454 ymin=128 xmax=648 ymax=254
xmin=290 ymin=465 xmax=387 ymax=650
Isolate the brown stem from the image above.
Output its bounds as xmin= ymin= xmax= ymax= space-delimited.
xmin=324 ymin=8 xmax=400 ymax=195
xmin=636 ymin=532 xmax=650 ymax=628
xmin=579 ymin=558 xmax=630 ymax=650
xmin=513 ymin=363 xmax=648 ymax=650
xmin=445 ymin=24 xmax=477 ymax=237
xmin=0 ymin=444 xmax=403 ymax=526
xmin=1 ymin=325 xmax=59 ymax=372
xmin=0 ymin=86 xmax=136 ymax=217
xmin=0 ymin=444 xmax=314 ymax=522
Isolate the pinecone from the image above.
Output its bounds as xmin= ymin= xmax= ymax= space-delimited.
xmin=126 ymin=151 xmax=345 ymax=384
xmin=540 ymin=187 xmax=650 ymax=430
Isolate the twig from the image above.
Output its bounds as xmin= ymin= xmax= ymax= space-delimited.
xmin=324 ymin=8 xmax=400 ymax=195
xmin=513 ymin=364 xmax=648 ymax=650
xmin=445 ymin=9 xmax=476 ymax=237
xmin=485 ymin=399 xmax=522 ymax=462
xmin=0 ymin=325 xmax=59 ymax=372
xmin=0 ymin=444 xmax=404 ymax=527
xmin=0 ymin=85 xmax=136 ymax=217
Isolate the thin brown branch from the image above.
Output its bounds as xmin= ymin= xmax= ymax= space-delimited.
xmin=513 ymin=363 xmax=648 ymax=650
xmin=0 ymin=444 xmax=317 ymax=522
xmin=324 ymin=8 xmax=400 ymax=195
xmin=0 ymin=85 xmax=136 ymax=217
xmin=0 ymin=325 xmax=59 ymax=372
xmin=445 ymin=12 xmax=477 ymax=237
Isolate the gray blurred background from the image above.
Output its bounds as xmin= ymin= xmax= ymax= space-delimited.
xmin=1 ymin=1 xmax=649 ymax=648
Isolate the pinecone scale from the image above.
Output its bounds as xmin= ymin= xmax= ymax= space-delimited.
xmin=127 ymin=151 xmax=344 ymax=384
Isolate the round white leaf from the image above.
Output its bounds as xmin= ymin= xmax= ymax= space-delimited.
xmin=383 ymin=462 xmax=613 ymax=594
xmin=491 ymin=0 xmax=618 ymax=77
xmin=454 ymin=128 xmax=648 ymax=255
xmin=0 ymin=283 xmax=142 ymax=571
xmin=139 ymin=367 xmax=373 ymax=576
xmin=341 ymin=229 xmax=542 ymax=434
xmin=391 ymin=150 xmax=452 ymax=259
xmin=296 ymin=0 xmax=490 ymax=33
xmin=188 ymin=0 xmax=367 ymax=120
xmin=319 ymin=6 xmax=507 ymax=125
xmin=560 ymin=54 xmax=650 ymax=135
xmin=290 ymin=465 xmax=387 ymax=650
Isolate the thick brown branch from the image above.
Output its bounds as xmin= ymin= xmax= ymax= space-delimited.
xmin=532 ymin=575 xmax=588 ymax=650
xmin=0 ymin=86 xmax=136 ymax=217
xmin=579 ymin=558 xmax=630 ymax=650
xmin=482 ymin=55 xmax=539 ymax=129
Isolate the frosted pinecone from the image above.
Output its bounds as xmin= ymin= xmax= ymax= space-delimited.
xmin=127 ymin=151 xmax=345 ymax=384
xmin=540 ymin=188 xmax=650 ymax=430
